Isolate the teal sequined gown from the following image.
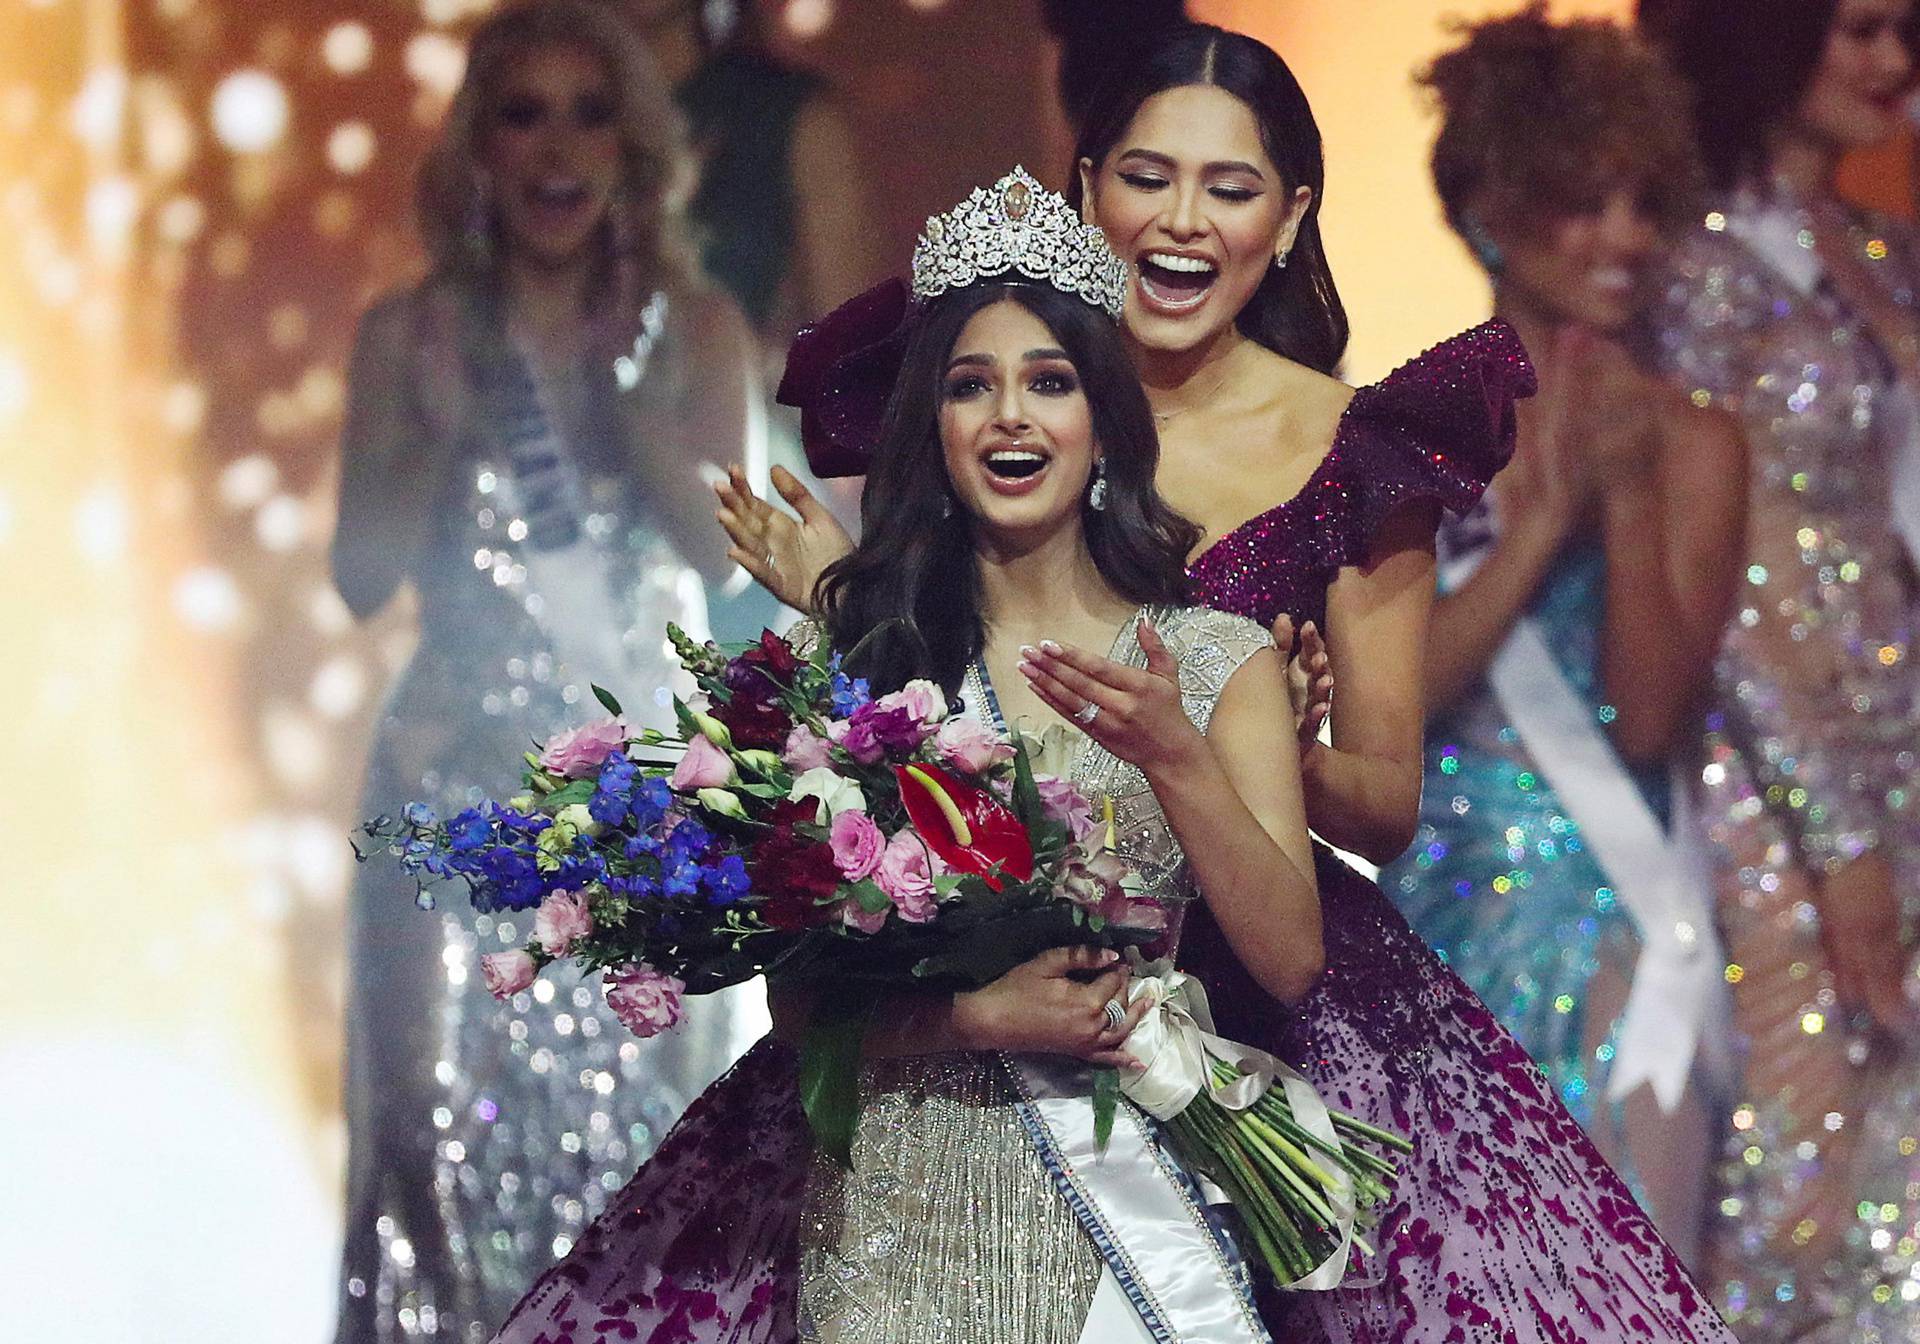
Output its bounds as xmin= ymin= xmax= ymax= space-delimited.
xmin=1382 ymin=535 xmax=1712 ymax=1250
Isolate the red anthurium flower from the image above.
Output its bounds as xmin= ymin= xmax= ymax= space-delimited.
xmin=894 ymin=764 xmax=1033 ymax=891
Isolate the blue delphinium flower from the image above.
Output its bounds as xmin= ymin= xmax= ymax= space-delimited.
xmin=401 ymin=836 xmax=450 ymax=877
xmin=403 ymin=802 xmax=439 ymax=829
xmin=828 ymin=664 xmax=871 ymax=718
xmin=610 ymin=873 xmax=660 ymax=901
xmin=662 ymin=819 xmax=713 ymax=865
xmin=447 ymin=807 xmax=492 ymax=852
xmin=662 ymin=858 xmax=703 ymax=900
xmin=703 ymin=853 xmax=751 ymax=906
xmin=626 ymin=830 xmax=664 ymax=860
xmin=589 ymin=750 xmax=638 ymax=825
xmin=479 ymin=848 xmax=545 ymax=911
xmin=630 ymin=777 xmax=672 ymax=830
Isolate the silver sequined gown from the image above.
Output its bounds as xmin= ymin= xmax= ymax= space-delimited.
xmin=336 ymin=288 xmax=763 ymax=1342
xmin=1651 ymin=186 xmax=1920 ymax=1342
xmin=795 ymin=605 xmax=1275 ymax=1344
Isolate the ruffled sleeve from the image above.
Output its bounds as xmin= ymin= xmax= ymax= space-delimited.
xmin=1327 ymin=320 xmax=1535 ymax=561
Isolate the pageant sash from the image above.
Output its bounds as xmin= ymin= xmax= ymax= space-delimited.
xmin=1009 ymin=1053 xmax=1273 ymax=1344
xmin=1439 ymin=535 xmax=1730 ymax=1110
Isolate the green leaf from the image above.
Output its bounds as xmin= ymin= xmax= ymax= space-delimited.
xmin=1010 ymin=736 xmax=1046 ymax=825
xmin=591 ymin=684 xmax=624 ymax=718
xmin=797 ymin=994 xmax=876 ymax=1169
xmin=1093 ymin=1066 xmax=1119 ymax=1153
xmin=738 ymin=781 xmax=791 ymax=800
xmin=542 ymin=779 xmax=595 ymax=809
xmin=850 ymin=879 xmax=890 ymax=914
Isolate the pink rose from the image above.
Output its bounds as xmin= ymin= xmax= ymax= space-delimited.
xmin=781 ymin=723 xmax=833 ymax=772
xmin=935 ymin=716 xmax=1014 ymax=775
xmin=876 ymin=831 xmax=943 ymax=923
xmin=838 ymin=895 xmax=888 ymax=934
xmin=604 ymin=964 xmax=686 ymax=1038
xmin=877 ymin=678 xmax=949 ymax=726
xmin=480 ymin=949 xmax=537 ymax=999
xmin=670 ymin=733 xmax=736 ymax=791
xmin=1036 ymin=775 xmax=1098 ymax=842
xmin=829 ymin=809 xmax=887 ymax=881
xmin=533 ymin=889 xmax=593 ymax=957
xmin=538 ymin=716 xmax=629 ymax=778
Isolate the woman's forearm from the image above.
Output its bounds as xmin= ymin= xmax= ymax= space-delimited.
xmin=1596 ymin=483 xmax=1700 ymax=762
xmin=1144 ymin=737 xmax=1322 ymax=1003
xmin=1424 ymin=517 xmax=1564 ymax=711
xmin=1298 ymin=742 xmax=1421 ymax=864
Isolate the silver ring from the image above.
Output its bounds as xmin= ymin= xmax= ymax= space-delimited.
xmin=1074 ymin=701 xmax=1100 ymax=727
xmin=1102 ymin=997 xmax=1127 ymax=1032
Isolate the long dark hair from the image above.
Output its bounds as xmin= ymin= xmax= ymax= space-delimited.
xmin=1067 ymin=23 xmax=1349 ymax=375
xmin=817 ymin=281 xmax=1199 ymax=694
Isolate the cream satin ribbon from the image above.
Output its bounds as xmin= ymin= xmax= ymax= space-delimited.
xmin=1117 ymin=958 xmax=1357 ymax=1292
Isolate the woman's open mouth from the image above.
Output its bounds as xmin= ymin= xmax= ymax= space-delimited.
xmin=1136 ymin=250 xmax=1219 ymax=314
xmin=983 ymin=446 xmax=1051 ymax=495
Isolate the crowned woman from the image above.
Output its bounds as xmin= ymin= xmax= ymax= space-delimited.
xmin=491 ymin=171 xmax=1739 ymax=1344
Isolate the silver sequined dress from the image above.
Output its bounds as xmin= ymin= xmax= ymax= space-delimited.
xmin=336 ymin=289 xmax=763 ymax=1342
xmin=795 ymin=604 xmax=1275 ymax=1344
xmin=1651 ymin=186 xmax=1920 ymax=1342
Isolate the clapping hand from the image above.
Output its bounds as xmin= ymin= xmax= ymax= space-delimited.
xmin=1019 ymin=619 xmax=1204 ymax=776
xmin=713 ymin=463 xmax=854 ymax=611
xmin=1273 ymin=613 xmax=1331 ymax=745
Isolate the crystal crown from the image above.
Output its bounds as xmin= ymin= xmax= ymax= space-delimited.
xmin=910 ymin=166 xmax=1129 ymax=318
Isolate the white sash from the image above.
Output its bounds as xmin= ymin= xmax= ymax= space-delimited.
xmin=1439 ymin=531 xmax=1730 ymax=1110
xmin=1009 ymin=1055 xmax=1272 ymax=1344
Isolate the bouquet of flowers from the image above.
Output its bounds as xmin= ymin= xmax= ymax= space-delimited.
xmin=362 ymin=623 xmax=1407 ymax=1289
xmin=363 ymin=626 xmax=1165 ymax=1145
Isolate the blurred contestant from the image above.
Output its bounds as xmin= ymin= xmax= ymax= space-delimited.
xmin=329 ymin=3 xmax=760 ymax=1337
xmin=1645 ymin=0 xmax=1920 ymax=1335
xmin=1382 ymin=7 xmax=1745 ymax=1259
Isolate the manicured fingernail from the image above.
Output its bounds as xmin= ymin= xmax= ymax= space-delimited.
xmin=1040 ymin=640 xmax=1063 ymax=654
xmin=1101 ymin=949 xmax=1119 ymax=963
xmin=1016 ymin=660 xmax=1036 ymax=680
xmin=1019 ymin=644 xmax=1038 ymax=657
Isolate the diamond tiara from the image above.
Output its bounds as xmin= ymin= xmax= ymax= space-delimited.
xmin=909 ymin=166 xmax=1130 ymax=318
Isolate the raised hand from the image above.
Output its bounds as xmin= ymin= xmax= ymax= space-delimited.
xmin=952 ymin=944 xmax=1151 ymax=1067
xmin=1018 ymin=619 xmax=1205 ymax=777
xmin=1273 ymin=613 xmax=1332 ymax=745
xmin=713 ymin=463 xmax=854 ymax=611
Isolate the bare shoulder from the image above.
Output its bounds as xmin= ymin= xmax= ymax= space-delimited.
xmin=1248 ymin=345 xmax=1356 ymax=425
xmin=1652 ymin=376 xmax=1744 ymax=465
xmin=1652 ymin=376 xmax=1746 ymax=503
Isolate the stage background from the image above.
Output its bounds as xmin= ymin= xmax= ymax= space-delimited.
xmin=3 ymin=1 xmax=1905 ymax=1338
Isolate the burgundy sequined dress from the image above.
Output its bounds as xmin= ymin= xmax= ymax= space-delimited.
xmin=490 ymin=325 xmax=1736 ymax=1344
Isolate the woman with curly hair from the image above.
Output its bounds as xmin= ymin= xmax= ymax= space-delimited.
xmin=1641 ymin=0 xmax=1920 ymax=1335
xmin=1379 ymin=5 xmax=1746 ymax=1259
xmin=329 ymin=2 xmax=761 ymax=1337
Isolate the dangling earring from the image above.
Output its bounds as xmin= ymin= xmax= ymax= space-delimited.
xmin=1087 ymin=458 xmax=1109 ymax=512
xmin=1459 ymin=213 xmax=1506 ymax=278
xmin=940 ymin=495 xmax=954 ymax=519
xmin=1274 ymin=250 xmax=1290 ymax=271
xmin=464 ymin=169 xmax=494 ymax=266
